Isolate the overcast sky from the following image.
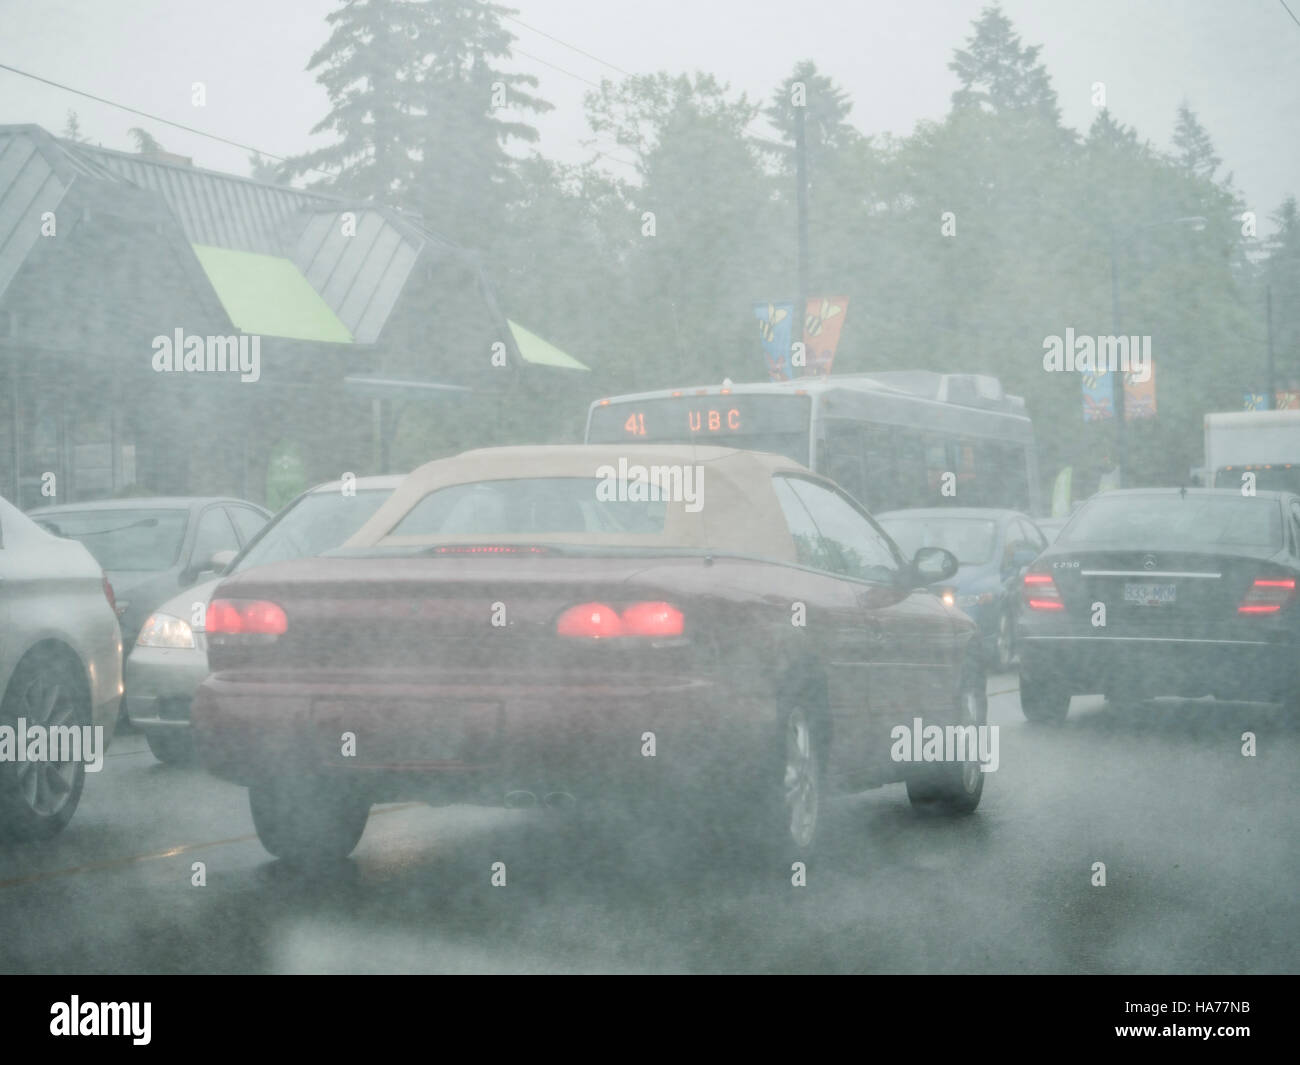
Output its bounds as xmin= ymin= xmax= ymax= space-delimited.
xmin=2 ymin=0 xmax=1297 ymax=230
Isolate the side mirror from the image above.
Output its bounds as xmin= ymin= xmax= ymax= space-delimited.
xmin=184 ymin=548 xmax=237 ymax=584
xmin=207 ymin=548 xmax=238 ymax=575
xmin=911 ymin=545 xmax=959 ymax=586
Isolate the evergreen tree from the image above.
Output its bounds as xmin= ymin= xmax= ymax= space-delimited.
xmin=949 ymin=4 xmax=1062 ymax=126
xmin=61 ymin=110 xmax=86 ymax=143
xmin=1171 ymin=100 xmax=1222 ymax=182
xmin=281 ymin=0 xmax=431 ymax=200
xmin=127 ymin=127 xmax=164 ymax=153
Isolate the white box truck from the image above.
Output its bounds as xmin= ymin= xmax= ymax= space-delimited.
xmin=1203 ymin=410 xmax=1300 ymax=493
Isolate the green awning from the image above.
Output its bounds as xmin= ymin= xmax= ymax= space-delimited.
xmin=192 ymin=244 xmax=353 ymax=343
xmin=508 ymin=319 xmax=588 ymax=371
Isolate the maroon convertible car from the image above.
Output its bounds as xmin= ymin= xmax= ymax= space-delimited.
xmin=192 ymin=444 xmax=984 ymax=864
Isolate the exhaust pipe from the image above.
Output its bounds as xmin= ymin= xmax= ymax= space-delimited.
xmin=504 ymin=790 xmax=538 ymax=809
xmin=542 ymin=791 xmax=576 ymax=811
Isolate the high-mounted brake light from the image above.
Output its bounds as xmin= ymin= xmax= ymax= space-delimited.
xmin=556 ymin=601 xmax=685 ymax=639
xmin=431 ymin=545 xmax=547 ymax=555
xmin=1023 ymin=571 xmax=1065 ymax=611
xmin=207 ymin=598 xmax=288 ymax=636
xmin=1238 ymin=577 xmax=1296 ymax=615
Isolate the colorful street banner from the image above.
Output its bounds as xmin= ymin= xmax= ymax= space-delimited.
xmin=1243 ymin=392 xmax=1269 ymax=410
xmin=801 ymin=296 xmax=849 ymax=377
xmin=1123 ymin=362 xmax=1157 ymax=419
xmin=1082 ymin=368 xmax=1114 ymax=421
xmin=1274 ymin=391 xmax=1300 ymax=410
xmin=754 ymin=302 xmax=795 ymax=381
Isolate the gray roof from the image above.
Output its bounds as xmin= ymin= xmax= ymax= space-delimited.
xmin=0 ymin=127 xmax=73 ymax=303
xmin=0 ymin=126 xmax=482 ymax=345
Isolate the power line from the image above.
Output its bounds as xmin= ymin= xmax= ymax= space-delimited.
xmin=0 ymin=60 xmax=339 ymax=180
xmin=513 ymin=46 xmax=604 ymax=90
xmin=503 ymin=15 xmax=631 ymax=77
xmin=1280 ymin=0 xmax=1300 ymax=29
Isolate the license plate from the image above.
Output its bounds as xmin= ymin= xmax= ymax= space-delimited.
xmin=314 ymin=700 xmax=500 ymax=765
xmin=1123 ymin=582 xmax=1177 ymax=605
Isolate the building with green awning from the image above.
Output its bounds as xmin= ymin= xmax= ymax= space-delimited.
xmin=0 ymin=123 xmax=590 ymax=507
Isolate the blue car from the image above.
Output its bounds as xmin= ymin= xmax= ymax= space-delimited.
xmin=877 ymin=507 xmax=1047 ymax=671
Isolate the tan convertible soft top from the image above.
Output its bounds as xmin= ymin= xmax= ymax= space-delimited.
xmin=344 ymin=444 xmax=813 ymax=563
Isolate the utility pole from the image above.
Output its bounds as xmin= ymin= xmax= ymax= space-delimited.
xmin=1109 ymin=230 xmax=1127 ymax=486
xmin=1266 ymin=283 xmax=1276 ymax=409
xmin=794 ymin=105 xmax=809 ymax=375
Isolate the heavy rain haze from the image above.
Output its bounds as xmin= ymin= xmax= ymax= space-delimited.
xmin=0 ymin=0 xmax=1297 ymax=1009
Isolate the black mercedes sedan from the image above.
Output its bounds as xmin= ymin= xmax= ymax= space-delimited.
xmin=1016 ymin=488 xmax=1300 ymax=721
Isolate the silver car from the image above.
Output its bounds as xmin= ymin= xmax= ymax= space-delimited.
xmin=0 ymin=494 xmax=122 ymax=841
xmin=126 ymin=476 xmax=404 ymax=762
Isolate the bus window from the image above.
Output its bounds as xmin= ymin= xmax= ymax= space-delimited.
xmin=824 ymin=420 xmax=866 ymax=503
xmin=975 ymin=440 xmax=1029 ymax=511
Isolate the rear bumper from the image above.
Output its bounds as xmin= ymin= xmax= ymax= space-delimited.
xmin=191 ymin=668 xmax=778 ymax=802
xmin=1019 ymin=633 xmax=1298 ymax=701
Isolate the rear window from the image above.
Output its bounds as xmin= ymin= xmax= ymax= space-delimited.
xmin=234 ymin=489 xmax=392 ymax=571
xmin=1062 ymin=495 xmax=1283 ymax=549
xmin=389 ymin=478 xmax=668 ymax=537
xmin=31 ymin=508 xmax=189 ymax=570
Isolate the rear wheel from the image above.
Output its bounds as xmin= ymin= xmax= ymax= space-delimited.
xmin=145 ymin=730 xmax=193 ymax=764
xmin=994 ymin=610 xmax=1016 ymax=671
xmin=1020 ymin=668 xmax=1071 ymax=723
xmin=906 ymin=659 xmax=987 ymax=814
xmin=249 ymin=777 xmax=370 ymax=864
xmin=0 ymin=653 xmax=89 ymax=841
xmin=734 ymin=702 xmax=825 ymax=866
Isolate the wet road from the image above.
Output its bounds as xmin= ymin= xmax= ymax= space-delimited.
xmin=2 ymin=676 xmax=1297 ymax=974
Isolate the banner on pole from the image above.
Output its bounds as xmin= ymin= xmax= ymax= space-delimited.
xmin=801 ymin=297 xmax=848 ymax=376
xmin=753 ymin=302 xmax=795 ymax=381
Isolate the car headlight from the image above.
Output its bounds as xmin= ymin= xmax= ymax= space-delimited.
xmin=956 ymin=591 xmax=996 ymax=609
xmin=135 ymin=612 xmax=196 ymax=649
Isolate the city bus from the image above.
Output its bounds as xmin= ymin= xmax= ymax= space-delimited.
xmin=585 ymin=371 xmax=1042 ymax=515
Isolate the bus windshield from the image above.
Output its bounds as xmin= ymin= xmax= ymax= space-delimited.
xmin=587 ymin=393 xmax=812 ymax=465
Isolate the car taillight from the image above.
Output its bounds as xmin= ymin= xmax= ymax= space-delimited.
xmin=1238 ymin=577 xmax=1296 ymax=615
xmin=556 ymin=601 xmax=685 ymax=639
xmin=206 ymin=598 xmax=288 ymax=635
xmin=102 ymin=576 xmax=116 ymax=615
xmin=1023 ymin=571 xmax=1064 ymax=611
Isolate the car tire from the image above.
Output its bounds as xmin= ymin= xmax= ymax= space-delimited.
xmin=0 ymin=652 xmax=90 ymax=842
xmin=736 ymin=701 xmax=826 ymax=867
xmin=906 ymin=657 xmax=987 ymax=815
xmin=145 ymin=731 xmax=194 ymax=765
xmin=248 ymin=777 xmax=370 ymax=864
xmin=1020 ymin=668 xmax=1071 ymax=723
xmin=994 ymin=610 xmax=1016 ymax=672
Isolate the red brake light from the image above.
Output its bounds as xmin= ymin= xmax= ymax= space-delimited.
xmin=207 ymin=598 xmax=288 ymax=635
xmin=620 ymin=601 xmax=685 ymax=637
xmin=1023 ymin=571 xmax=1065 ymax=611
xmin=1238 ymin=577 xmax=1296 ymax=615
xmin=556 ymin=601 xmax=685 ymax=639
xmin=431 ymin=545 xmax=547 ymax=555
xmin=556 ymin=602 xmax=624 ymax=638
xmin=102 ymin=576 xmax=117 ymax=615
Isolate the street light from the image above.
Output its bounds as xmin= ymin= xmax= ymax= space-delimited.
xmin=1108 ymin=216 xmax=1207 ymax=486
